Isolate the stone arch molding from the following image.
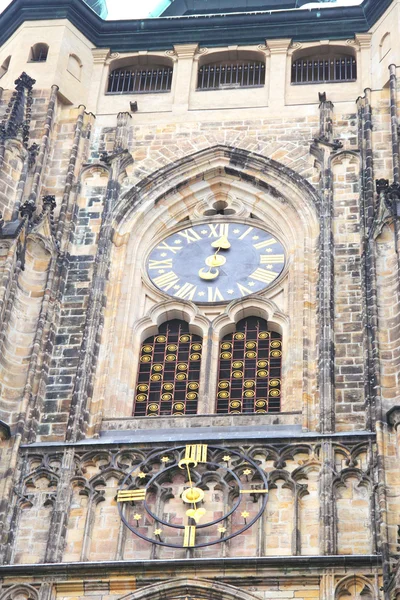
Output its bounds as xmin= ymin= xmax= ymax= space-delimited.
xmin=214 ymin=296 xmax=289 ymax=339
xmin=335 ymin=574 xmax=376 ymax=599
xmin=0 ymin=585 xmax=39 ymax=600
xmin=118 ymin=578 xmax=262 ymax=600
xmin=133 ymin=298 xmax=210 ymax=343
xmin=112 ymin=144 xmax=320 ymax=235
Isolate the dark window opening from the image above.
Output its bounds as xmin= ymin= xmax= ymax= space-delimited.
xmin=107 ymin=66 xmax=173 ymax=94
xmin=29 ymin=44 xmax=49 ymax=63
xmin=134 ymin=320 xmax=202 ymax=417
xmin=291 ymin=55 xmax=357 ymax=85
xmin=216 ymin=317 xmax=282 ymax=415
xmin=0 ymin=56 xmax=11 ymax=79
xmin=197 ymin=61 xmax=265 ymax=90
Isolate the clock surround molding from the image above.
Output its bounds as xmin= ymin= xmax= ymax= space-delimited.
xmin=92 ymin=147 xmax=319 ymax=430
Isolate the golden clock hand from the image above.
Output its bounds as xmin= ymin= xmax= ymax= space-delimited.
xmin=198 ymin=246 xmax=227 ymax=280
xmin=211 ymin=235 xmax=231 ymax=250
xmin=198 ymin=266 xmax=219 ymax=280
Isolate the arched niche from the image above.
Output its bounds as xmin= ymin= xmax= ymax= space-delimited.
xmin=335 ymin=575 xmax=375 ymax=600
xmin=67 ymin=54 xmax=82 ymax=80
xmin=0 ymin=585 xmax=39 ymax=600
xmin=91 ymin=146 xmax=319 ymax=430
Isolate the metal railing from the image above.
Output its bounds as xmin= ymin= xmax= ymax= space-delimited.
xmin=197 ymin=62 xmax=265 ymax=90
xmin=107 ymin=67 xmax=173 ymax=94
xmin=291 ymin=56 xmax=357 ymax=84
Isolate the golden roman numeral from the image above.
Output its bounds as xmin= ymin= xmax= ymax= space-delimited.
xmin=260 ymin=254 xmax=285 ymax=264
xmin=178 ymin=228 xmax=201 ymax=244
xmin=237 ymin=283 xmax=253 ymax=297
xmin=238 ymin=226 xmax=254 ymax=240
xmin=250 ymin=268 xmax=278 ymax=284
xmin=208 ymin=224 xmax=229 ymax=238
xmin=157 ymin=241 xmax=182 ymax=254
xmin=148 ymin=259 xmax=173 ymax=270
xmin=183 ymin=525 xmax=196 ymax=547
xmin=240 ymin=489 xmax=268 ymax=495
xmin=174 ymin=282 xmax=197 ymax=300
xmin=207 ymin=287 xmax=224 ymax=302
xmin=117 ymin=489 xmax=146 ymax=502
xmin=153 ymin=271 xmax=180 ymax=291
xmin=253 ymin=238 xmax=277 ymax=250
xmin=185 ymin=444 xmax=208 ymax=463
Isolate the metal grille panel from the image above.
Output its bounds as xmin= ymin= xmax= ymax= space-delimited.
xmin=197 ymin=62 xmax=265 ymax=90
xmin=216 ymin=317 xmax=282 ymax=414
xmin=291 ymin=56 xmax=357 ymax=84
xmin=134 ymin=320 xmax=202 ymax=417
xmin=107 ymin=67 xmax=173 ymax=94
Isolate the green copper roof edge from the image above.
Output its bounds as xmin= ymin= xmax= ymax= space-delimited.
xmin=0 ymin=0 xmax=393 ymax=53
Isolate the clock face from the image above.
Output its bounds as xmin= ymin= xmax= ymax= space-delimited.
xmin=117 ymin=444 xmax=269 ymax=549
xmin=146 ymin=222 xmax=285 ymax=303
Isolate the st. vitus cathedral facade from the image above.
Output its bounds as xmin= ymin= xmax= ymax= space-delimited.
xmin=0 ymin=0 xmax=400 ymax=599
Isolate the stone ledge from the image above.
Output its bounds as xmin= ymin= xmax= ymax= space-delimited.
xmin=101 ymin=411 xmax=302 ymax=434
xmin=0 ymin=554 xmax=382 ymax=577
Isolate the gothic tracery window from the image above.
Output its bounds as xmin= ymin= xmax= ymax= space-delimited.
xmin=134 ymin=320 xmax=202 ymax=417
xmin=216 ymin=317 xmax=282 ymax=415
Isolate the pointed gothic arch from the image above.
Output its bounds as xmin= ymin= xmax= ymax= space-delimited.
xmin=112 ymin=144 xmax=320 ymax=233
xmin=92 ymin=143 xmax=320 ymax=428
xmin=118 ymin=577 xmax=263 ymax=600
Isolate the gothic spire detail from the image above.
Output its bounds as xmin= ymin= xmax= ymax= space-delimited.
xmin=0 ymin=72 xmax=36 ymax=147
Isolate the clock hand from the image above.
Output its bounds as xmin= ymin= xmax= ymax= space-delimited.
xmin=179 ymin=458 xmax=206 ymax=524
xmin=211 ymin=234 xmax=231 ymax=250
xmin=198 ymin=236 xmax=230 ymax=280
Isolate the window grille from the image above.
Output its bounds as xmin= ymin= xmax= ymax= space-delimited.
xmin=197 ymin=62 xmax=265 ymax=90
xmin=134 ymin=320 xmax=202 ymax=417
xmin=107 ymin=66 xmax=173 ymax=94
xmin=291 ymin=56 xmax=357 ymax=84
xmin=216 ymin=317 xmax=282 ymax=415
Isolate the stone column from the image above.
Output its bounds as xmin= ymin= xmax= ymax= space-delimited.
xmin=355 ymin=33 xmax=373 ymax=91
xmin=172 ymin=43 xmax=198 ymax=113
xmin=87 ymin=48 xmax=110 ymax=115
xmin=266 ymin=39 xmax=291 ymax=109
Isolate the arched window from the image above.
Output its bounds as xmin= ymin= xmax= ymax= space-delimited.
xmin=107 ymin=64 xmax=173 ymax=94
xmin=0 ymin=55 xmax=11 ymax=79
xmin=216 ymin=317 xmax=282 ymax=415
xmin=134 ymin=320 xmax=202 ymax=417
xmin=291 ymin=46 xmax=356 ymax=85
xmin=28 ymin=43 xmax=49 ymax=63
xmin=197 ymin=59 xmax=265 ymax=91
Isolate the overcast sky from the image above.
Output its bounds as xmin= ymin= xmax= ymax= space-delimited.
xmin=0 ymin=0 xmax=162 ymax=19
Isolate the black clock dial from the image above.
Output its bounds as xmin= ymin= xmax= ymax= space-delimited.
xmin=117 ymin=444 xmax=269 ymax=549
xmin=146 ymin=222 xmax=285 ymax=303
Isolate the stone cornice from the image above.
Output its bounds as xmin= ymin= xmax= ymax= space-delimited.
xmin=0 ymin=554 xmax=383 ymax=577
xmin=0 ymin=0 xmax=394 ymax=53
